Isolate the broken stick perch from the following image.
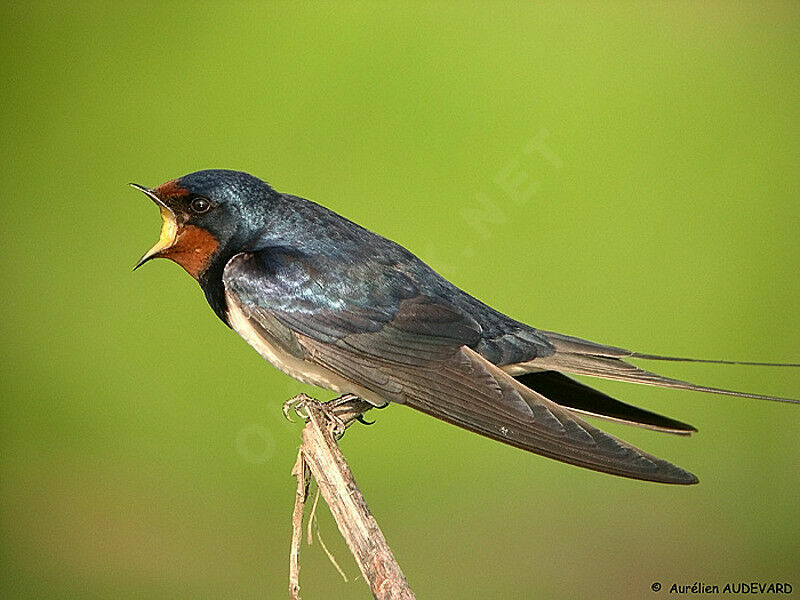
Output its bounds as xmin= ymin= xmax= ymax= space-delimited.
xmin=287 ymin=394 xmax=416 ymax=600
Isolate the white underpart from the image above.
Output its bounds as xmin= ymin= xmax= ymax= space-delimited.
xmin=225 ymin=292 xmax=385 ymax=405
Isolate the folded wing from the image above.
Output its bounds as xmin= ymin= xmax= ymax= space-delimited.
xmin=224 ymin=250 xmax=698 ymax=484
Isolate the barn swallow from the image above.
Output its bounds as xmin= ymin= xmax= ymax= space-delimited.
xmin=132 ymin=169 xmax=799 ymax=485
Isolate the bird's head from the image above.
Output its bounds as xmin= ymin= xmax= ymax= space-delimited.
xmin=132 ymin=169 xmax=276 ymax=279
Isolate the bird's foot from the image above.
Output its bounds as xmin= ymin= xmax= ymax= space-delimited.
xmin=282 ymin=393 xmax=315 ymax=422
xmin=324 ymin=395 xmax=379 ymax=437
xmin=282 ymin=393 xmax=377 ymax=439
xmin=322 ymin=394 xmax=372 ymax=437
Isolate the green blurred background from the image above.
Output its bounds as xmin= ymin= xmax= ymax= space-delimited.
xmin=2 ymin=2 xmax=798 ymax=598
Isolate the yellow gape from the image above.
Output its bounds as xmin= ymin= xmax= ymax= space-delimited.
xmin=139 ymin=206 xmax=178 ymax=264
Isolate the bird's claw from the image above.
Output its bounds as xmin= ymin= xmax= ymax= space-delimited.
xmin=282 ymin=393 xmax=315 ymax=422
xmin=325 ymin=394 xmax=362 ymax=438
xmin=282 ymin=393 xmax=378 ymax=438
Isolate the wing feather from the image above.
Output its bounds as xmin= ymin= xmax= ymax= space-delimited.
xmin=299 ymin=335 xmax=697 ymax=483
xmin=223 ymin=250 xmax=698 ymax=484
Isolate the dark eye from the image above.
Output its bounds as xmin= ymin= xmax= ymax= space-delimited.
xmin=191 ymin=196 xmax=211 ymax=214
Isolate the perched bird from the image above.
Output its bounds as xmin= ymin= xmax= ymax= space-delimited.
xmin=132 ymin=169 xmax=798 ymax=485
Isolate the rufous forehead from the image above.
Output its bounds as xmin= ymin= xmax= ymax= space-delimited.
xmin=155 ymin=179 xmax=190 ymax=198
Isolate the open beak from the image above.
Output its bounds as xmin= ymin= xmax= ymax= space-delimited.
xmin=131 ymin=183 xmax=180 ymax=270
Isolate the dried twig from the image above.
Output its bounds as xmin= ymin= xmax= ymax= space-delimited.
xmin=286 ymin=395 xmax=416 ymax=600
xmin=307 ymin=487 xmax=320 ymax=546
xmin=311 ymin=501 xmax=349 ymax=583
xmin=289 ymin=449 xmax=308 ymax=600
